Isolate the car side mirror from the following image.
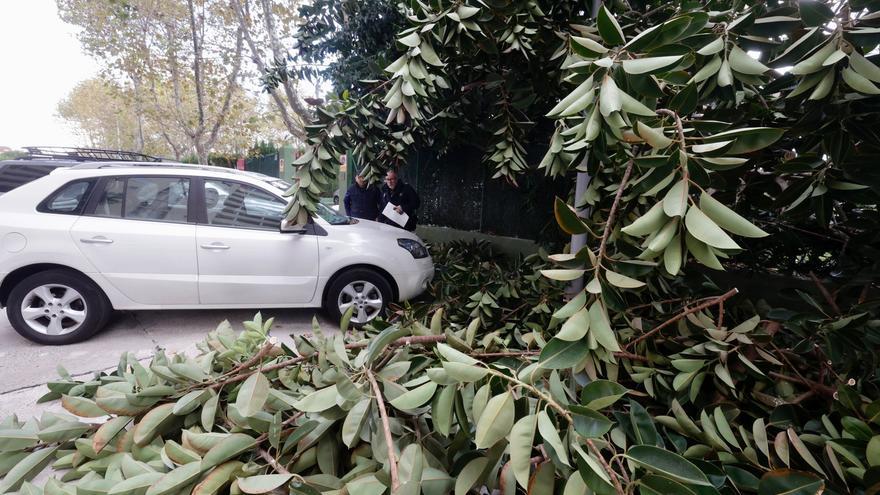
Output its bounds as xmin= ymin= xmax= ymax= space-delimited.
xmin=280 ymin=219 xmax=307 ymax=234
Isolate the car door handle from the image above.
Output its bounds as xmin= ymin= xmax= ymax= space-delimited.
xmin=200 ymin=243 xmax=230 ymax=250
xmin=80 ymin=236 xmax=114 ymax=244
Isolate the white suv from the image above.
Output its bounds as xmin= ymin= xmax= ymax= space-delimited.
xmin=0 ymin=163 xmax=434 ymax=344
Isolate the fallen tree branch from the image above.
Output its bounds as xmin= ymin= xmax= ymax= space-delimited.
xmin=365 ymin=368 xmax=400 ymax=492
xmin=809 ymin=271 xmax=841 ymax=315
xmin=624 ymin=288 xmax=739 ymax=351
xmin=769 ymin=371 xmax=835 ymax=399
xmin=259 ymin=448 xmax=290 ymax=474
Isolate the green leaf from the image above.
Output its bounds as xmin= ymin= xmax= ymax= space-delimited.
xmin=292 ymin=385 xmax=338 ymax=412
xmin=625 ymin=445 xmax=711 ymax=486
xmin=869 ymin=436 xmax=880 ymax=466
xmin=664 ymin=234 xmax=682 ymax=275
xmin=436 ymin=343 xmax=479 ymax=365
xmin=697 ymin=37 xmax=724 ymax=55
xmin=662 ymin=179 xmax=688 ymax=218
xmin=145 ymin=462 xmax=202 ymax=495
xmin=419 ymin=40 xmax=443 ymax=66
xmin=787 ymin=429 xmax=827 ymax=476
xmin=238 ymin=474 xmax=294 ymax=494
xmin=474 ymin=392 xmax=514 ymax=448
xmin=636 ymin=122 xmax=673 ymax=149
xmin=201 ymin=390 xmax=219 ymax=431
xmin=341 ymin=398 xmax=371 ymax=447
xmin=538 ymin=339 xmax=589 ymax=369
xmin=92 ymin=416 xmax=132 ymax=453
xmin=842 ymin=67 xmax=880 ymax=94
xmin=570 ymin=405 xmax=614 ymax=438
xmin=390 ymin=382 xmax=437 ymax=410
xmin=622 ymin=56 xmax=682 ymax=75
xmin=133 ymin=403 xmax=175 ymax=446
xmin=622 ymin=202 xmax=667 ymax=236
xmin=597 ymin=5 xmax=625 ymax=45
xmin=790 ymin=42 xmax=837 ymax=76
xmin=685 ymin=206 xmax=741 ymax=250
xmin=799 ymin=0 xmax=834 ymax=26
xmin=510 ymin=414 xmax=537 ymax=489
xmin=554 ymin=197 xmax=588 ymax=234
xmin=399 ymin=32 xmax=420 ymax=48
xmin=107 ymin=472 xmax=164 ymax=495
xmin=236 ymin=373 xmax=270 ymax=418
xmin=557 ymin=306 xmax=590 ymax=341
xmin=599 ymin=75 xmax=622 ymax=117
xmin=538 ymin=410 xmax=570 ymax=466
xmin=605 ymin=270 xmax=645 ymax=289
xmin=580 ymin=380 xmax=628 ymax=410
xmin=850 ymin=51 xmax=880 ymax=83
xmin=365 ymin=326 xmax=409 ymax=364
xmin=717 ymin=59 xmax=733 ymax=87
xmin=699 ymin=193 xmax=768 ymax=238
xmin=61 ymin=395 xmax=106 ymax=418
xmin=808 ymin=70 xmax=835 ymax=100
xmin=541 ymin=269 xmax=586 ymax=281
xmin=173 ymin=389 xmax=210 ymax=416
xmin=729 ymin=45 xmax=768 ymax=75
xmin=588 ymin=301 xmax=620 ymax=352
xmin=571 ymin=36 xmax=609 ymax=54
xmin=0 ymin=446 xmax=57 ymax=494
xmin=201 ymin=433 xmax=257 ymax=470
xmin=192 ymin=461 xmax=245 ymax=495
xmin=454 ymin=456 xmax=488 ymax=495
xmin=757 ymin=469 xmax=824 ymax=495
xmin=691 ymin=55 xmax=722 ymax=83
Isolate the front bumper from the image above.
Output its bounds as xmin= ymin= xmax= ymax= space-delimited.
xmin=395 ymin=257 xmax=435 ymax=301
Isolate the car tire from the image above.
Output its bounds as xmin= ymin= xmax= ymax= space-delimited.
xmin=7 ymin=269 xmax=111 ymax=345
xmin=325 ymin=268 xmax=393 ymax=326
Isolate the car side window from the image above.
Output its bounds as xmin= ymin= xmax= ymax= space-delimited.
xmin=204 ymin=180 xmax=285 ymax=230
xmin=38 ymin=180 xmax=95 ymax=215
xmin=123 ymin=177 xmax=190 ymax=223
xmin=93 ymin=178 xmax=125 ymax=218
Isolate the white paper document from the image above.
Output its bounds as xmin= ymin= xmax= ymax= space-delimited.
xmin=382 ymin=203 xmax=409 ymax=227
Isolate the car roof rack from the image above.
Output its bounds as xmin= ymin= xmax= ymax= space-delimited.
xmin=21 ymin=146 xmax=162 ymax=163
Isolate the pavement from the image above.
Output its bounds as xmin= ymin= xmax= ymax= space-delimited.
xmin=0 ymin=307 xmax=333 ymax=420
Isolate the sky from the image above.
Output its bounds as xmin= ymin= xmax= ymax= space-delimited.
xmin=0 ymin=1 xmax=100 ymax=150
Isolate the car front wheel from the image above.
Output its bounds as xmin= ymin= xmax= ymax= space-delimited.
xmin=7 ymin=270 xmax=111 ymax=345
xmin=325 ymin=269 xmax=392 ymax=326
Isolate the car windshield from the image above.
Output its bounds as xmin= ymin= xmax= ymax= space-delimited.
xmin=315 ymin=203 xmax=351 ymax=225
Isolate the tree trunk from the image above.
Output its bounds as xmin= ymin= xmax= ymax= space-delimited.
xmin=131 ymin=75 xmax=146 ymax=153
xmin=230 ymin=0 xmax=306 ymax=140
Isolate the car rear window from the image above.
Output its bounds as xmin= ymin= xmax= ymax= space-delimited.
xmin=0 ymin=164 xmax=58 ymax=193
xmin=88 ymin=176 xmax=191 ymax=223
xmin=37 ymin=180 xmax=96 ymax=215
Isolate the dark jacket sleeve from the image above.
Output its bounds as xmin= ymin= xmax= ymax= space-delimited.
xmin=343 ymin=187 xmax=353 ymax=216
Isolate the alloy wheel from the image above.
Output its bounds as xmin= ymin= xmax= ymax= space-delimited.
xmin=19 ymin=284 xmax=87 ymax=336
xmin=337 ymin=280 xmax=384 ymax=324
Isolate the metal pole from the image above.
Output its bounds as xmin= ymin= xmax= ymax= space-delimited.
xmin=566 ymin=0 xmax=601 ymax=297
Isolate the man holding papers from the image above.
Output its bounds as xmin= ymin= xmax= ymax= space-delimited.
xmin=378 ymin=169 xmax=420 ymax=231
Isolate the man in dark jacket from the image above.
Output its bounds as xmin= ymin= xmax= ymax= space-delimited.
xmin=379 ymin=170 xmax=420 ymax=231
xmin=343 ymin=174 xmax=380 ymax=220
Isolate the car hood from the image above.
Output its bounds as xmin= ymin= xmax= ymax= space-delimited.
xmin=325 ymin=218 xmax=423 ymax=242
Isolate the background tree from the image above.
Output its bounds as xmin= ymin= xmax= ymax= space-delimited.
xmin=58 ymin=0 xmax=280 ymax=163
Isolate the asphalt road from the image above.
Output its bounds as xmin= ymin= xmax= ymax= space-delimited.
xmin=0 ymin=307 xmax=333 ymax=419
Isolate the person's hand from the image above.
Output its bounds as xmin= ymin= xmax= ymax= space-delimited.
xmin=394 ymin=205 xmax=403 ymax=214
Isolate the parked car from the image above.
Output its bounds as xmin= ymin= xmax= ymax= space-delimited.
xmin=0 ymin=147 xmax=161 ymax=196
xmin=0 ymin=162 xmax=434 ymax=344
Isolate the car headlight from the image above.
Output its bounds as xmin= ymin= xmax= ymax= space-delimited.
xmin=397 ymin=238 xmax=429 ymax=259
